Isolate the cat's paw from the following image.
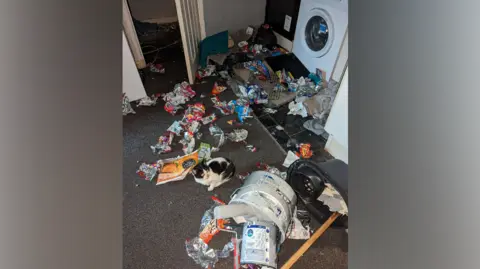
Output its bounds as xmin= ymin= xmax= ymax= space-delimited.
xmin=207 ymin=186 xmax=215 ymax=191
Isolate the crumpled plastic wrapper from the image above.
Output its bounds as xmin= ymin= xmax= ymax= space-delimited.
xmin=182 ymin=103 xmax=206 ymax=124
xmin=163 ymin=82 xmax=196 ymax=114
xmin=298 ymin=143 xmax=313 ymax=159
xmin=122 ymin=94 xmax=136 ymax=116
xmin=227 ymin=129 xmax=248 ymax=142
xmin=185 ymin=237 xmax=234 ymax=269
xmin=201 ymin=113 xmax=217 ymax=125
xmin=180 ymin=132 xmax=196 ymax=155
xmin=198 ymin=142 xmax=212 ymax=161
xmin=150 ymin=132 xmax=174 ymax=154
xmin=263 ymin=108 xmax=277 ymax=114
xmin=245 ymin=144 xmax=257 ymax=152
xmin=318 ymin=183 xmax=348 ymax=215
xmin=209 ymin=124 xmax=225 ymax=151
xmin=211 ymin=96 xmax=235 ymax=116
xmin=232 ymin=100 xmax=252 ymax=123
xmin=185 ymin=198 xmax=233 ymax=269
xmin=287 ymin=208 xmax=312 ymax=240
xmin=149 ymin=63 xmax=165 ymax=74
xmin=288 ymin=100 xmax=309 ymax=118
xmin=186 ymin=121 xmax=201 ymax=134
xmin=256 ymin=162 xmax=287 ymax=180
xmin=136 ymin=160 xmax=162 ymax=182
xmin=167 ymin=121 xmax=183 ymax=136
xmin=226 ymin=79 xmax=248 ymax=99
xmin=136 ymin=94 xmax=159 ymax=107
xmin=212 ymin=81 xmax=228 ymax=95
xmin=196 ymin=65 xmax=217 ymax=79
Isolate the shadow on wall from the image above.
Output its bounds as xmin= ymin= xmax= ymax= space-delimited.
xmin=128 ymin=0 xmax=178 ymax=23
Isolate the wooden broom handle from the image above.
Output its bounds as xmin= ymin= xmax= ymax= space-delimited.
xmin=281 ymin=212 xmax=341 ymax=269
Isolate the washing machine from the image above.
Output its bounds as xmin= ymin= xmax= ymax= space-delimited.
xmin=293 ymin=0 xmax=348 ymax=81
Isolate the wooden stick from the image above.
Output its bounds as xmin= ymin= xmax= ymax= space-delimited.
xmin=281 ymin=212 xmax=341 ymax=269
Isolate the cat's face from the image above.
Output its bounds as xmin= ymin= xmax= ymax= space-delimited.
xmin=192 ymin=161 xmax=207 ymax=178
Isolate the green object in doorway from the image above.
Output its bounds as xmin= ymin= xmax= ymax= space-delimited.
xmin=199 ymin=31 xmax=229 ymax=67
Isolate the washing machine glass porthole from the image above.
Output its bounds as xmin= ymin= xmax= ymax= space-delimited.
xmin=305 ymin=16 xmax=329 ymax=52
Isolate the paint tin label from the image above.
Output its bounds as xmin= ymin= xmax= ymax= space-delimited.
xmin=242 ymin=225 xmax=270 ymax=263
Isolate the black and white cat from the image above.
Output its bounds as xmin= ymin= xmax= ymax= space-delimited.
xmin=192 ymin=157 xmax=235 ymax=191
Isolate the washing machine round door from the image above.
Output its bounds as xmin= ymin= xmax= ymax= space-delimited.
xmin=302 ymin=8 xmax=334 ymax=58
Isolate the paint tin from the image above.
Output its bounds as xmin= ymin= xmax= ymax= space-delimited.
xmin=240 ymin=221 xmax=278 ymax=268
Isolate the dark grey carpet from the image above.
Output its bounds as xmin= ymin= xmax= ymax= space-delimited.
xmin=123 ymin=59 xmax=347 ymax=269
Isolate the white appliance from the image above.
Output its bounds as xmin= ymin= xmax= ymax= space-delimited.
xmin=293 ymin=0 xmax=348 ymax=81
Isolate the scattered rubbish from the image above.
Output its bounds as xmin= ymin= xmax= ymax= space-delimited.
xmin=287 ymin=209 xmax=311 ymax=240
xmin=297 ymin=143 xmax=313 ymax=159
xmin=227 ymin=129 xmax=249 ymax=142
xmin=256 ymin=162 xmax=286 ymax=180
xmin=275 ymin=125 xmax=284 ymax=131
xmin=148 ymin=63 xmax=165 ymax=74
xmin=211 ymin=81 xmax=228 ymax=95
xmin=245 ymin=144 xmax=257 ymax=152
xmin=198 ymin=142 xmax=212 ymax=161
xmin=122 ymin=94 xmax=136 ymax=116
xmin=196 ymin=65 xmax=217 ymax=80
xmin=163 ymin=81 xmax=196 ymax=115
xmin=136 ymin=160 xmax=162 ymax=182
xmin=303 ymin=88 xmax=337 ymax=120
xmin=182 ymin=103 xmax=206 ymax=124
xmin=318 ymin=183 xmax=349 ymax=215
xmin=155 ymin=150 xmax=199 ymax=185
xmin=211 ymin=96 xmax=234 ymax=116
xmin=199 ymin=93 xmax=206 ymax=98
xmin=180 ymin=132 xmax=196 ymax=154
xmin=227 ymin=79 xmax=249 ymax=99
xmin=136 ymin=94 xmax=159 ymax=107
xmin=150 ymin=132 xmax=174 ymax=154
xmin=263 ymin=108 xmax=277 ymax=114
xmin=303 ymin=118 xmax=326 ymax=136
xmin=243 ymin=60 xmax=273 ymax=81
xmin=209 ymin=124 xmax=226 ymax=151
xmin=185 ymin=197 xmax=233 ymax=269
xmin=201 ymin=113 xmax=217 ymax=125
xmin=288 ymin=100 xmax=309 ymax=118
xmin=167 ymin=121 xmax=183 ymax=136
xmin=242 ymin=83 xmax=268 ymax=104
xmin=164 ymin=102 xmax=182 ymax=115
xmin=196 ymin=132 xmax=203 ymax=140
xmin=232 ymin=99 xmax=253 ymax=123
xmin=283 ymin=150 xmax=300 ymax=168
xmin=227 ymin=120 xmax=235 ymax=125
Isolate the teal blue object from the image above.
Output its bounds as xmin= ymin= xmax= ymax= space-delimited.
xmin=308 ymin=73 xmax=321 ymax=85
xmin=198 ymin=31 xmax=229 ymax=67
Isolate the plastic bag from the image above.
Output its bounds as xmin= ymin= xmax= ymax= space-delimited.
xmin=185 ymin=197 xmax=233 ymax=269
xmin=122 ymin=94 xmax=136 ymax=115
xmin=209 ymin=124 xmax=226 ymax=151
xmin=227 ymin=129 xmax=248 ymax=142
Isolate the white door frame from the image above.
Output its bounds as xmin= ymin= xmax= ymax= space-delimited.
xmin=122 ymin=0 xmax=146 ymax=69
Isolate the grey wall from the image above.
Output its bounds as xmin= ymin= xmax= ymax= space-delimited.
xmin=128 ymin=0 xmax=177 ymax=21
xmin=203 ymin=0 xmax=266 ymax=36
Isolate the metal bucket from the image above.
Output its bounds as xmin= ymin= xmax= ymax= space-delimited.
xmin=230 ymin=171 xmax=297 ymax=243
xmin=240 ymin=221 xmax=278 ymax=268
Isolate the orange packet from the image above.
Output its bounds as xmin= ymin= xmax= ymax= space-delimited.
xmin=156 ymin=150 xmax=199 ymax=185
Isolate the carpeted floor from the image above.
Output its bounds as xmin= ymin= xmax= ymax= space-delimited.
xmin=123 ymin=53 xmax=348 ymax=269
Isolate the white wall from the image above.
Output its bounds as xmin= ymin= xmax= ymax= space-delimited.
xmin=122 ymin=31 xmax=147 ymax=101
xmin=325 ymin=67 xmax=348 ymax=163
xmin=202 ymin=0 xmax=266 ymax=36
